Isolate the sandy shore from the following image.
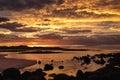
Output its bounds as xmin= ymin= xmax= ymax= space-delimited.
xmin=0 ymin=55 xmax=37 ymax=72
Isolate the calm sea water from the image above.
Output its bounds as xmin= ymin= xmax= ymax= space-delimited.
xmin=1 ymin=49 xmax=119 ymax=76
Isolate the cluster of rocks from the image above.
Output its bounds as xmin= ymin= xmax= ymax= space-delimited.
xmin=0 ymin=64 xmax=120 ymax=80
xmin=72 ymin=53 xmax=120 ymax=67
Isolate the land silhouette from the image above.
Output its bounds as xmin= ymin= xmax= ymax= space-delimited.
xmin=0 ymin=46 xmax=98 ymax=53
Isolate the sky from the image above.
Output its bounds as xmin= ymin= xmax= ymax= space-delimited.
xmin=0 ymin=0 xmax=120 ymax=49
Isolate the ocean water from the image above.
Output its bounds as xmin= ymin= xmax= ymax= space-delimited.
xmin=1 ymin=49 xmax=118 ymax=77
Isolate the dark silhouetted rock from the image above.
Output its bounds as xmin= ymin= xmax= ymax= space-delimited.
xmin=58 ymin=65 xmax=64 ymax=69
xmin=81 ymin=56 xmax=91 ymax=65
xmin=93 ymin=58 xmax=105 ymax=65
xmin=51 ymin=60 xmax=54 ymax=62
xmin=2 ymin=68 xmax=21 ymax=80
xmin=73 ymin=56 xmax=80 ymax=62
xmin=86 ymin=66 xmax=120 ymax=80
xmin=0 ymin=73 xmax=2 ymax=80
xmin=44 ymin=64 xmax=54 ymax=71
xmin=76 ymin=70 xmax=84 ymax=80
xmin=21 ymin=71 xmax=32 ymax=80
xmin=49 ymin=73 xmax=56 ymax=77
xmin=27 ymin=75 xmax=46 ymax=80
xmin=38 ymin=60 xmax=41 ymax=64
xmin=32 ymin=68 xmax=47 ymax=76
xmin=53 ymin=74 xmax=72 ymax=80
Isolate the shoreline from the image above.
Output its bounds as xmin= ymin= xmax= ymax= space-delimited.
xmin=0 ymin=54 xmax=37 ymax=72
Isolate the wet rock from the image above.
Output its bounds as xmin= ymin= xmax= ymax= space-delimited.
xmin=58 ymin=66 xmax=64 ymax=69
xmin=44 ymin=64 xmax=54 ymax=71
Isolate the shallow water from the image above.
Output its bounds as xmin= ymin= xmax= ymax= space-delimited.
xmin=1 ymin=50 xmax=118 ymax=76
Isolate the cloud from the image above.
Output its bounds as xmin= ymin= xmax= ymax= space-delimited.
xmin=52 ymin=8 xmax=120 ymax=18
xmin=35 ymin=32 xmax=120 ymax=46
xmin=0 ymin=17 xmax=9 ymax=22
xmin=62 ymin=29 xmax=92 ymax=34
xmin=0 ymin=34 xmax=35 ymax=46
xmin=37 ymin=33 xmax=63 ymax=40
xmin=46 ymin=0 xmax=120 ymax=19
xmin=76 ymin=11 xmax=119 ymax=18
xmin=0 ymin=0 xmax=64 ymax=11
xmin=0 ymin=32 xmax=120 ymax=47
xmin=0 ymin=22 xmax=39 ymax=32
xmin=66 ymin=35 xmax=120 ymax=46
xmin=94 ymin=0 xmax=120 ymax=11
xmin=0 ymin=34 xmax=19 ymax=42
xmin=15 ymin=27 xmax=40 ymax=32
xmin=0 ymin=22 xmax=23 ymax=30
xmin=37 ymin=34 xmax=120 ymax=46
xmin=96 ymin=21 xmax=120 ymax=29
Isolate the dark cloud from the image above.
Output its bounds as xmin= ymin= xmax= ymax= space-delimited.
xmin=62 ymin=29 xmax=92 ymax=34
xmin=52 ymin=8 xmax=119 ymax=18
xmin=36 ymin=32 xmax=120 ymax=46
xmin=0 ymin=34 xmax=19 ymax=41
xmin=37 ymin=33 xmax=63 ymax=39
xmin=0 ymin=34 xmax=32 ymax=44
xmin=0 ymin=33 xmax=120 ymax=47
xmin=0 ymin=22 xmax=39 ymax=32
xmin=0 ymin=17 xmax=9 ymax=22
xmin=36 ymin=34 xmax=120 ymax=46
xmin=57 ymin=0 xmax=64 ymax=5
xmin=77 ymin=11 xmax=119 ymax=18
xmin=0 ymin=22 xmax=24 ymax=31
xmin=66 ymin=35 xmax=120 ymax=46
xmin=96 ymin=21 xmax=120 ymax=29
xmin=94 ymin=45 xmax=120 ymax=50
xmin=52 ymin=7 xmax=77 ymax=18
xmin=94 ymin=0 xmax=120 ymax=10
xmin=15 ymin=27 xmax=40 ymax=32
xmin=0 ymin=0 xmax=64 ymax=11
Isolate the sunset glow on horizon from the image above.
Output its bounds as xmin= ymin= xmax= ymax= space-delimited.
xmin=0 ymin=0 xmax=120 ymax=49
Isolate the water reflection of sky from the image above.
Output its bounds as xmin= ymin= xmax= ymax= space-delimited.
xmin=2 ymin=50 xmax=118 ymax=76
